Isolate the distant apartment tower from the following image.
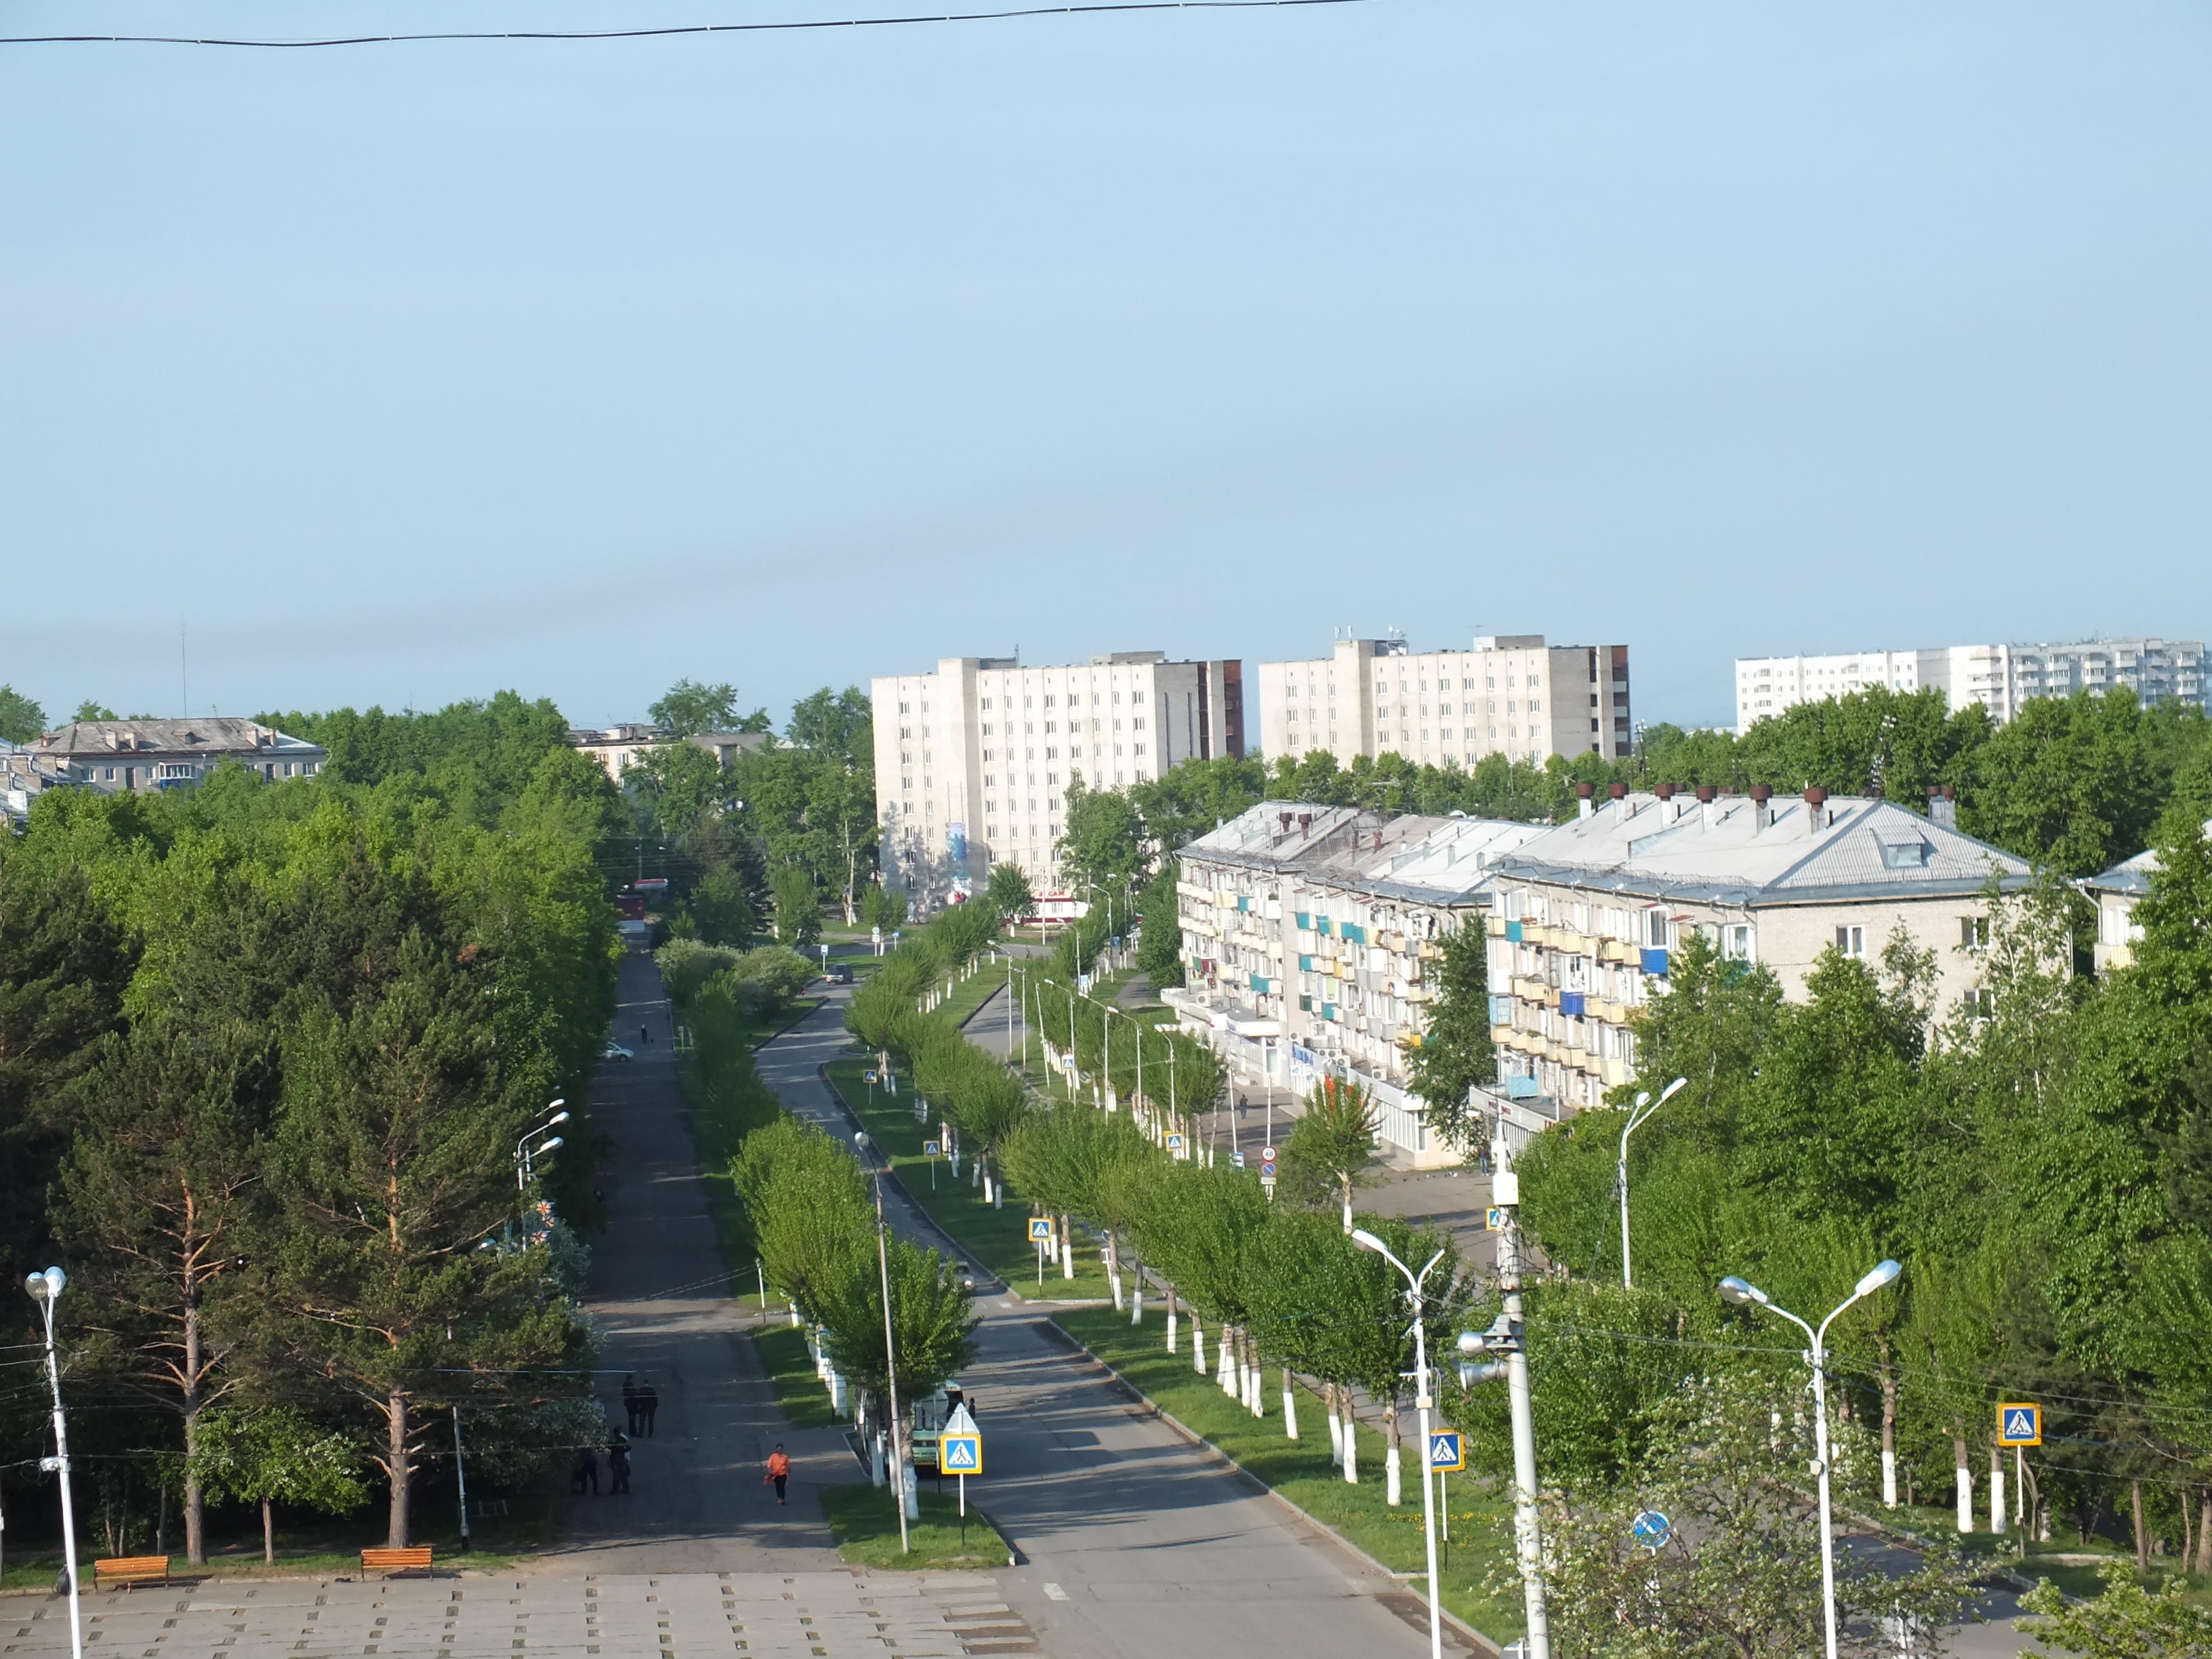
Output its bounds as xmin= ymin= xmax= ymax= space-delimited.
xmin=1736 ymin=637 xmax=2206 ymax=735
xmin=1257 ymin=635 xmax=1633 ymax=769
xmin=871 ymin=652 xmax=1242 ymax=901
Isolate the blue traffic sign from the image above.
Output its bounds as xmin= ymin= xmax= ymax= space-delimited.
xmin=1998 ymin=1404 xmax=2043 ymax=1447
xmin=923 ymin=1141 xmax=941 ymax=1155
xmin=1260 ymin=1160 xmax=1277 ymax=1176
xmin=1427 ymin=1431 xmax=1465 ymax=1472
xmin=1166 ymin=1133 xmax=1185 ymax=1151
xmin=940 ymin=1433 xmax=983 ymax=1475
xmin=1231 ymin=1150 xmax=1246 ymax=1170
xmin=1631 ymin=1509 xmax=1672 ymax=1549
xmin=1029 ymin=1218 xmax=1054 ymax=1242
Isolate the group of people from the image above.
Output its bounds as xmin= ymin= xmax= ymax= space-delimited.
xmin=569 ymin=1373 xmax=660 ymax=1494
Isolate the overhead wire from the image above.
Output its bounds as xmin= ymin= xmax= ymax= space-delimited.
xmin=0 ymin=0 xmax=1370 ymax=50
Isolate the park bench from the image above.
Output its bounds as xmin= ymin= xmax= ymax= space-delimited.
xmin=94 ymin=1556 xmax=172 ymax=1593
xmin=359 ymin=1547 xmax=434 ymax=1578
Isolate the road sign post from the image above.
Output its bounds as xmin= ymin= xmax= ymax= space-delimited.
xmin=1029 ymin=1217 xmax=1054 ymax=1288
xmin=942 ymin=1406 xmax=983 ymax=1549
xmin=924 ymin=1140 xmax=940 ymax=1189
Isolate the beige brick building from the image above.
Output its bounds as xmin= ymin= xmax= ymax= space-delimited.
xmin=872 ymin=652 xmax=1242 ymax=904
xmin=1256 ymin=634 xmax=1632 ymax=770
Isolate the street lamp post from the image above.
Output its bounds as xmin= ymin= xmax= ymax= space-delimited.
xmin=1717 ymin=1259 xmax=1904 ymax=1659
xmin=1350 ymin=1230 xmax=1447 ymax=1659
xmin=1617 ymin=1077 xmax=1685 ymax=1289
xmin=26 ymin=1267 xmax=84 ymax=1659
xmin=854 ymin=1134 xmax=910 ymax=1553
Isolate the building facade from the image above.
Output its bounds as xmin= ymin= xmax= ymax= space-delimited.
xmin=1482 ymin=784 xmax=2034 ymax=1114
xmin=2083 ymin=817 xmax=2211 ymax=973
xmin=1256 ymin=634 xmax=1633 ymax=770
xmin=569 ymin=724 xmax=771 ymax=782
xmin=1736 ymin=638 xmax=2207 ymax=733
xmin=1164 ymin=802 xmax=1547 ymax=1164
xmin=871 ymin=652 xmax=1242 ymax=900
xmin=26 ymin=718 xmax=327 ymax=792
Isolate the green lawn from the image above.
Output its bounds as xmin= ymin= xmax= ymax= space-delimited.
xmin=1052 ymin=1306 xmax=1523 ymax=1647
xmin=752 ymin=1323 xmax=845 ymax=1431
xmin=1873 ymin=1500 xmax=2212 ymax=1605
xmin=819 ymin=1483 xmax=1011 ymax=1570
xmin=823 ymin=1057 xmax=1115 ymax=1303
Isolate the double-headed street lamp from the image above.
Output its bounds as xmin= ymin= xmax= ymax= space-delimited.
xmin=516 ymin=1100 xmax=569 ymax=1192
xmin=26 ymin=1266 xmax=84 ymax=1659
xmin=1349 ymin=1229 xmax=1448 ymax=1659
xmin=1617 ymin=1077 xmax=1686 ymax=1288
xmin=1717 ymin=1258 xmax=1904 ymax=1659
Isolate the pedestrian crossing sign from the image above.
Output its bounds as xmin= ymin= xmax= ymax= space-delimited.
xmin=1486 ymin=1208 xmax=1507 ymax=1232
xmin=1166 ymin=1133 xmax=1185 ymax=1151
xmin=1427 ymin=1431 xmax=1466 ymax=1473
xmin=941 ymin=1434 xmax=983 ymax=1475
xmin=924 ymin=1141 xmax=941 ymax=1155
xmin=1998 ymin=1403 xmax=2042 ymax=1447
xmin=1029 ymin=1218 xmax=1055 ymax=1242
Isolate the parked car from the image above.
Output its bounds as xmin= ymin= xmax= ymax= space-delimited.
xmin=823 ymin=964 xmax=853 ymax=985
xmin=602 ymin=1041 xmax=634 ymax=1062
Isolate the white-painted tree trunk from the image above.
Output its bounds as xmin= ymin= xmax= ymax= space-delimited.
xmin=1341 ymin=1399 xmax=1359 ymax=1483
xmin=1385 ymin=1442 xmax=1402 ymax=1507
xmin=1325 ymin=1384 xmax=1345 ymax=1464
xmin=1191 ymin=1317 xmax=1206 ymax=1375
xmin=1883 ymin=1447 xmax=1898 ymax=1510
xmin=1130 ymin=1278 xmax=1143 ymax=1325
xmin=1061 ymin=1218 xmax=1074 ymax=1279
xmin=993 ymin=1166 xmax=1004 ymax=1209
xmin=1990 ymin=1448 xmax=2007 ymax=1536
xmin=790 ymin=1302 xmax=802 ymax=1328
xmin=1218 ymin=1329 xmax=1236 ymax=1397
xmin=1282 ymin=1370 xmax=1298 ymax=1440
xmin=1166 ymin=1301 xmax=1177 ymax=1355
xmin=1106 ymin=1232 xmax=1124 ymax=1311
xmin=1954 ymin=1437 xmax=1974 ymax=1534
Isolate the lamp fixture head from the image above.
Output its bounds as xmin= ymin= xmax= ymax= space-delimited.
xmin=1349 ymin=1228 xmax=1386 ymax=1256
xmin=1718 ymin=1275 xmax=1767 ymax=1307
xmin=1856 ymin=1259 xmax=1904 ymax=1296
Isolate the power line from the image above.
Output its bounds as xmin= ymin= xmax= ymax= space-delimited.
xmin=0 ymin=0 xmax=1369 ymax=50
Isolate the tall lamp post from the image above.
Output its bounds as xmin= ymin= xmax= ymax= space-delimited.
xmin=26 ymin=1267 xmax=84 ymax=1659
xmin=1717 ymin=1259 xmax=1904 ymax=1659
xmin=1617 ymin=1077 xmax=1685 ymax=1288
xmin=515 ymin=1102 xmax=569 ymax=1191
xmin=853 ymin=1133 xmax=910 ymax=1553
xmin=1349 ymin=1230 xmax=1447 ymax=1659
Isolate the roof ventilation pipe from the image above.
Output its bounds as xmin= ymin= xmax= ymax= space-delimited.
xmin=1298 ymin=812 xmax=1313 ymax=838
xmin=1804 ymin=785 xmax=1828 ymax=832
xmin=1576 ymin=782 xmax=1595 ymax=820
xmin=1750 ymin=783 xmax=1773 ymax=830
xmin=1608 ymin=780 xmax=1629 ymax=819
xmin=1927 ymin=785 xmax=1957 ymax=830
xmin=1696 ymin=784 xmax=1717 ymax=830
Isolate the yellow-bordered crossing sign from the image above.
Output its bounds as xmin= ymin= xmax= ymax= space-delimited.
xmin=1998 ymin=1404 xmax=2042 ymax=1447
xmin=1427 ymin=1431 xmax=1466 ymax=1473
xmin=941 ymin=1433 xmax=983 ymax=1475
xmin=1029 ymin=1217 xmax=1055 ymax=1243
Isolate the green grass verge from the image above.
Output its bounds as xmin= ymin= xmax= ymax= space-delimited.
xmin=1875 ymin=1501 xmax=2212 ymax=1605
xmin=823 ymin=1057 xmax=1115 ymax=1303
xmin=819 ymin=1483 xmax=1010 ymax=1570
xmin=1052 ymin=1306 xmax=1525 ymax=1645
xmin=751 ymin=1323 xmax=844 ymax=1431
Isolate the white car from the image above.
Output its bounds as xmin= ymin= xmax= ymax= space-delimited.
xmin=602 ymin=1042 xmax=634 ymax=1063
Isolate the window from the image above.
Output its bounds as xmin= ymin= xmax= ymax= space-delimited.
xmin=1645 ymin=909 xmax=1669 ymax=947
xmin=1836 ymin=925 xmax=1866 ymax=958
xmin=1044 ymin=721 xmax=1057 ymax=733
xmin=1960 ymin=916 xmax=1990 ymax=949
xmin=1722 ymin=924 xmax=1755 ymax=961
xmin=1878 ymin=838 xmax=1929 ymax=870
xmin=981 ymin=698 xmax=992 ymax=710
xmin=899 ymin=702 xmax=910 ymax=713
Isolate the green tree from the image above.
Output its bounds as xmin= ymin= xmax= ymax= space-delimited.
xmin=1133 ymin=862 xmax=1183 ymax=987
xmin=771 ymin=863 xmax=821 ymax=947
xmin=787 ymin=686 xmax=872 ymax=762
xmin=651 ymin=678 xmax=741 ymax=737
xmin=985 ymin=861 xmax=1034 ymax=922
xmin=860 ymin=882 xmax=909 ymax=933
xmin=733 ymin=1118 xmax=874 ymax=1319
xmin=73 ymin=699 xmax=117 ymax=722
xmin=2020 ymin=1559 xmax=2212 ymax=1658
xmin=190 ymin=1406 xmax=368 ymax=1564
xmin=1959 ymin=688 xmax=2164 ymax=876
xmin=1404 ymin=919 xmax=1494 ymax=1149
xmin=1277 ymin=1076 xmax=1382 ymax=1231
xmin=1057 ymin=777 xmax=1145 ymax=895
xmin=0 ymin=684 xmax=44 ymax=743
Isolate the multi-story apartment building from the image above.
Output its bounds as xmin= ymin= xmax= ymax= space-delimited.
xmin=1482 ymin=783 xmax=2032 ymax=1113
xmin=569 ymin=724 xmax=770 ymax=782
xmin=1736 ymin=638 xmax=2207 ymax=733
xmin=872 ymin=652 xmax=1242 ymax=901
xmin=1164 ymin=802 xmax=1547 ymax=1164
xmin=26 ymin=718 xmax=327 ymax=792
xmin=2083 ymin=816 xmax=2211 ymax=973
xmin=1256 ymin=634 xmax=1633 ymax=769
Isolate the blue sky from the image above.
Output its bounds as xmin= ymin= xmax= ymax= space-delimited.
xmin=3 ymin=1 xmax=2207 ymax=739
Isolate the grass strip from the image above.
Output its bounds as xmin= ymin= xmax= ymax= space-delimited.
xmin=1051 ymin=1305 xmax=1524 ymax=1645
xmin=823 ymin=1057 xmax=1115 ymax=1303
xmin=751 ymin=1323 xmax=844 ymax=1431
xmin=819 ymin=1483 xmax=1010 ymax=1570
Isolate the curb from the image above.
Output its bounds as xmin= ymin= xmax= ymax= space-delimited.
xmin=1034 ymin=1318 xmax=1507 ymax=1659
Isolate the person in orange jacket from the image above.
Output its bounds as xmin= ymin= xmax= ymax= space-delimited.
xmin=765 ymin=1444 xmax=791 ymax=1505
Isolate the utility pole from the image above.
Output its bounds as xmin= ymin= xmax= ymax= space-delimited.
xmin=1493 ymin=1167 xmax=1552 ymax=1658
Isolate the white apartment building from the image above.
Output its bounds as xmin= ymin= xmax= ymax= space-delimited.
xmin=1482 ymin=783 xmax=2033 ymax=1115
xmin=1165 ymin=802 xmax=1548 ymax=1166
xmin=1257 ymin=634 xmax=1634 ymax=769
xmin=1736 ymin=638 xmax=2207 ymax=734
xmin=872 ymin=652 xmax=1243 ymax=902
xmin=2082 ymin=817 xmax=2211 ymax=973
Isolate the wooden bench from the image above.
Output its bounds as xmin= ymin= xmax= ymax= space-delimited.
xmin=94 ymin=1556 xmax=172 ymax=1593
xmin=359 ymin=1547 xmax=434 ymax=1578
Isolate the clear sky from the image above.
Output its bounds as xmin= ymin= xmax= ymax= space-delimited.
xmin=3 ymin=1 xmax=2207 ymax=741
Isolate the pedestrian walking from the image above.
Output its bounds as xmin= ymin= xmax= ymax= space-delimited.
xmin=608 ymin=1433 xmax=632 ymax=1496
xmin=640 ymin=1022 xmax=651 ymax=1046
xmin=571 ymin=1446 xmax=600 ymax=1495
xmin=764 ymin=1444 xmax=791 ymax=1505
xmin=639 ymin=1379 xmax=659 ymax=1437
xmin=621 ymin=1374 xmax=640 ymax=1435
